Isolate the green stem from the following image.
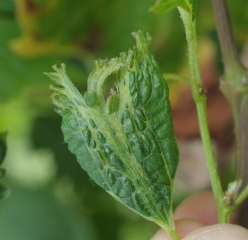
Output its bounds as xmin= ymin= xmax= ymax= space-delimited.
xmin=196 ymin=101 xmax=226 ymax=223
xmin=221 ymin=184 xmax=248 ymax=222
xmin=165 ymin=228 xmax=180 ymax=240
xmin=235 ymin=185 xmax=248 ymax=207
xmin=171 ymin=231 xmax=180 ymax=240
xmin=178 ymin=7 xmax=226 ymax=223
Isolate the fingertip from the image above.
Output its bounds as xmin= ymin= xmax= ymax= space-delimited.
xmin=182 ymin=224 xmax=248 ymax=240
xmin=175 ymin=219 xmax=206 ymax=238
xmin=174 ymin=191 xmax=218 ymax=225
xmin=150 ymin=228 xmax=171 ymax=240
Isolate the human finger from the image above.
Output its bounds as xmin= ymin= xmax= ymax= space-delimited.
xmin=182 ymin=224 xmax=248 ymax=240
xmin=174 ymin=191 xmax=236 ymax=224
xmin=173 ymin=191 xmax=218 ymax=225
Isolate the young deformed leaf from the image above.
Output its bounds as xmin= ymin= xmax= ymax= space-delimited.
xmin=150 ymin=0 xmax=190 ymax=14
xmin=150 ymin=0 xmax=197 ymax=20
xmin=46 ymin=31 xmax=179 ymax=238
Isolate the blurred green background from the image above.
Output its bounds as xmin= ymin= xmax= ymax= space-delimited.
xmin=0 ymin=0 xmax=248 ymax=239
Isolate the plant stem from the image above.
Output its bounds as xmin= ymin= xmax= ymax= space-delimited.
xmin=212 ymin=0 xmax=248 ymax=183
xmin=212 ymin=0 xmax=248 ymax=226
xmin=195 ymin=102 xmax=226 ymax=223
xmin=171 ymin=232 xmax=180 ymax=240
xmin=178 ymin=7 xmax=227 ymax=223
xmin=235 ymin=185 xmax=248 ymax=207
xmin=211 ymin=0 xmax=240 ymax=73
xmin=167 ymin=229 xmax=180 ymax=240
xmin=159 ymin=222 xmax=180 ymax=240
xmin=221 ymin=184 xmax=248 ymax=222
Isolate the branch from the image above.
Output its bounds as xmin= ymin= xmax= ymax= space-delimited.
xmin=212 ymin=0 xmax=248 ymax=227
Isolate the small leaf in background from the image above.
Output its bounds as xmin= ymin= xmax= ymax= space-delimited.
xmin=0 ymin=182 xmax=96 ymax=240
xmin=0 ymin=168 xmax=6 ymax=179
xmin=0 ymin=132 xmax=10 ymax=200
xmin=0 ymin=183 xmax=11 ymax=200
xmin=150 ymin=0 xmax=190 ymax=14
xmin=46 ymin=30 xmax=179 ymax=238
xmin=0 ymin=132 xmax=7 ymax=165
xmin=150 ymin=0 xmax=197 ymax=21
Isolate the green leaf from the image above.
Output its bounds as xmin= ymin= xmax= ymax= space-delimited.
xmin=0 ymin=132 xmax=10 ymax=201
xmin=189 ymin=0 xmax=197 ymax=21
xmin=0 ymin=132 xmax=7 ymax=165
xmin=150 ymin=0 xmax=190 ymax=14
xmin=0 ymin=183 xmax=10 ymax=200
xmin=0 ymin=168 xmax=6 ymax=179
xmin=46 ymin=30 xmax=179 ymax=237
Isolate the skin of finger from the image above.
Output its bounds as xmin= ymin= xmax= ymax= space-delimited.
xmin=175 ymin=219 xmax=205 ymax=238
xmin=182 ymin=224 xmax=248 ymax=240
xmin=173 ymin=191 xmax=236 ymax=224
xmin=173 ymin=191 xmax=218 ymax=225
xmin=151 ymin=191 xmax=238 ymax=240
xmin=150 ymin=219 xmax=205 ymax=240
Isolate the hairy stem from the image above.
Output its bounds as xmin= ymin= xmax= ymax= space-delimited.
xmin=212 ymin=0 xmax=248 ymax=226
xmin=178 ymin=7 xmax=227 ymax=223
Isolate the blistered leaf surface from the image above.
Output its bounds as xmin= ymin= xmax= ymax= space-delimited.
xmin=47 ymin=31 xmax=179 ymax=233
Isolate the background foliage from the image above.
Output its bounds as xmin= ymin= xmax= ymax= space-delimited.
xmin=1 ymin=0 xmax=248 ymax=239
